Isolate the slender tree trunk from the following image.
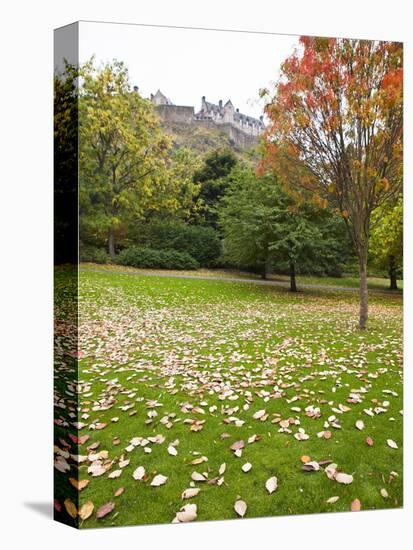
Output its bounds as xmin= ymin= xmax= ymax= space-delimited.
xmin=108 ymin=227 xmax=116 ymax=260
xmin=289 ymin=261 xmax=297 ymax=292
xmin=358 ymin=245 xmax=368 ymax=330
xmin=260 ymin=263 xmax=267 ymax=280
xmin=388 ymin=255 xmax=398 ymax=290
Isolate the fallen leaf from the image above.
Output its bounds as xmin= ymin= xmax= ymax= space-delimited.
xmin=64 ymin=498 xmax=77 ymax=518
xmin=234 ymin=499 xmax=247 ymax=517
xmin=151 ymin=474 xmax=168 ymax=487
xmin=114 ymin=487 xmax=125 ymax=497
xmin=191 ymin=471 xmax=207 ymax=482
xmin=219 ymin=463 xmax=226 ymax=475
xmin=69 ymin=478 xmax=89 ymax=491
xmin=300 ymin=455 xmax=311 ymax=464
xmin=230 ymin=440 xmax=245 ymax=451
xmin=355 ymin=420 xmax=365 ymax=431
xmin=96 ymin=501 xmax=115 ymax=519
xmin=242 ymin=462 xmax=252 ymax=473
xmin=351 ymin=498 xmax=361 ymax=511
xmin=326 ymin=496 xmax=340 ymax=504
xmin=79 ymin=501 xmax=94 ymax=520
xmin=168 ymin=445 xmax=178 ymax=456
xmin=174 ymin=503 xmax=197 ymax=523
xmin=387 ymin=439 xmax=398 ymax=449
xmin=302 ymin=461 xmax=320 ymax=472
xmin=265 ymin=476 xmax=278 ymax=494
xmin=182 ymin=488 xmax=200 ymax=499
xmin=380 ymin=488 xmax=389 ymax=498
xmin=335 ymin=472 xmax=353 ymax=484
xmin=108 ymin=469 xmax=122 ymax=479
xmin=133 ymin=466 xmax=145 ymax=480
xmin=366 ymin=436 xmax=374 ymax=446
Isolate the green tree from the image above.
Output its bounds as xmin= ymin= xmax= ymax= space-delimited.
xmin=79 ymin=60 xmax=172 ymax=258
xmin=219 ymin=166 xmax=347 ymax=290
xmin=193 ymin=149 xmax=238 ymax=227
xmin=370 ymin=197 xmax=403 ymax=289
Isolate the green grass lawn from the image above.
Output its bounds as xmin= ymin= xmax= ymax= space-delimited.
xmin=54 ymin=269 xmax=403 ymax=527
xmin=80 ymin=262 xmax=403 ymax=291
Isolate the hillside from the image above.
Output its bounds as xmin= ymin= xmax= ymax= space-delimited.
xmin=162 ymin=121 xmax=260 ymax=161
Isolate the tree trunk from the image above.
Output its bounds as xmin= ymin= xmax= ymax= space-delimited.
xmin=108 ymin=227 xmax=116 ymax=260
xmin=289 ymin=261 xmax=297 ymax=292
xmin=388 ymin=255 xmax=398 ymax=290
xmin=260 ymin=264 xmax=267 ymax=280
xmin=358 ymin=247 xmax=368 ymax=330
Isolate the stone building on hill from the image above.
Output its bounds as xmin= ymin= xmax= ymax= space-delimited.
xmin=148 ymin=89 xmax=265 ymax=148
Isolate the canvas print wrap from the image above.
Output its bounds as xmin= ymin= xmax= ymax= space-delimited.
xmin=54 ymin=21 xmax=403 ymax=528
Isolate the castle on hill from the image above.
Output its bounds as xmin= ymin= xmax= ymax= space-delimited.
xmin=149 ymin=89 xmax=265 ymax=148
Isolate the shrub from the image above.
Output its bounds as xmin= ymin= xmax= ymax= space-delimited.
xmin=128 ymin=222 xmax=221 ymax=267
xmin=79 ymin=244 xmax=109 ymax=264
xmin=117 ymin=247 xmax=199 ymax=270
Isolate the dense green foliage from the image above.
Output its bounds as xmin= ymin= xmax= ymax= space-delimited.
xmin=370 ymin=197 xmax=403 ymax=289
xmin=128 ymin=221 xmax=221 ymax=267
xmin=79 ymin=244 xmax=109 ymax=264
xmin=193 ymin=149 xmax=238 ymax=228
xmin=117 ymin=247 xmax=199 ymax=270
xmin=219 ymin=166 xmax=350 ymax=286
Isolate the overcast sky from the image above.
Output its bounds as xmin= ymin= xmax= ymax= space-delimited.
xmin=79 ymin=21 xmax=299 ymax=119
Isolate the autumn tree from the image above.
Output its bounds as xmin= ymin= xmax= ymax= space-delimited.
xmin=79 ymin=60 xmax=172 ymax=258
xmin=261 ymin=37 xmax=403 ymax=328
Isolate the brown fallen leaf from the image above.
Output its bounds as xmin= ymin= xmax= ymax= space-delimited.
xmin=64 ymin=498 xmax=77 ymax=519
xmin=96 ymin=501 xmax=115 ymax=519
xmin=69 ymin=478 xmax=89 ymax=491
xmin=351 ymin=498 xmax=361 ymax=511
xmin=79 ymin=501 xmax=94 ymax=520
xmin=300 ymin=455 xmax=311 ymax=464
xmin=114 ymin=487 xmax=125 ymax=497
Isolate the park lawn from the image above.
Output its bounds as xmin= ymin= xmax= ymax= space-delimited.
xmin=54 ymin=269 xmax=403 ymax=527
xmin=80 ymin=262 xmax=402 ymax=291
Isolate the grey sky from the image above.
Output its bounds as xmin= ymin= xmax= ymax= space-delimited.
xmin=79 ymin=21 xmax=299 ymax=119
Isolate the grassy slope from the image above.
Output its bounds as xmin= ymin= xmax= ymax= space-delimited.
xmin=54 ymin=270 xmax=403 ymax=528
